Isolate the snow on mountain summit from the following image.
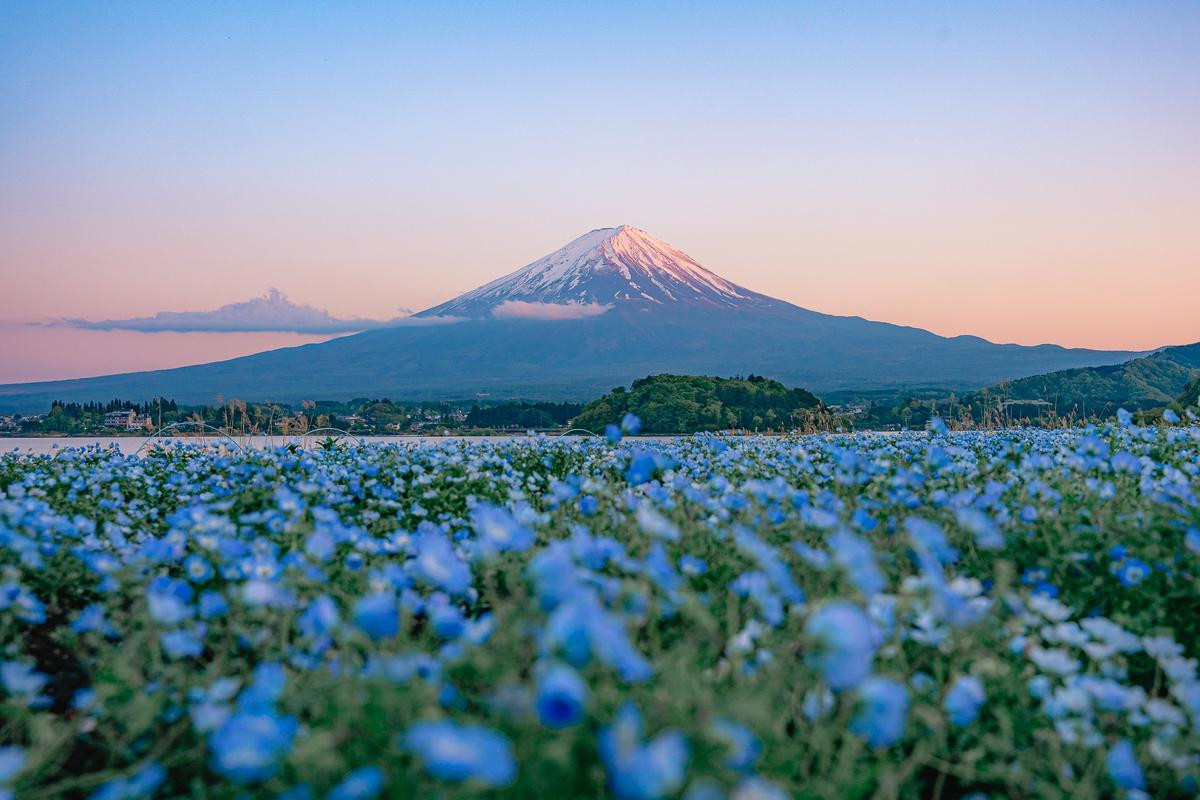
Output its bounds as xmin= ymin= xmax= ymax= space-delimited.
xmin=417 ymin=226 xmax=782 ymax=318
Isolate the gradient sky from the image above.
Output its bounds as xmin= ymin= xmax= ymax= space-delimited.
xmin=2 ymin=1 xmax=1198 ymax=382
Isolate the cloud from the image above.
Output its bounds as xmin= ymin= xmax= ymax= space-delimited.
xmin=491 ymin=300 xmax=613 ymax=320
xmin=45 ymin=289 xmax=436 ymax=334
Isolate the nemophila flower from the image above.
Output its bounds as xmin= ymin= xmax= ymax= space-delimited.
xmin=0 ymin=582 xmax=46 ymax=624
xmin=1117 ymin=408 xmax=1134 ymax=427
xmin=183 ymin=554 xmax=213 ymax=583
xmin=1186 ymin=528 xmax=1200 ymax=555
xmin=944 ymin=675 xmax=986 ymax=727
xmin=1163 ymin=408 xmax=1180 ymax=424
xmin=850 ymin=677 xmax=909 ymax=748
xmin=804 ymin=601 xmax=876 ymax=690
xmin=470 ymin=503 xmax=534 ymax=554
xmin=297 ymin=594 xmax=340 ymax=638
xmin=209 ymin=710 xmax=298 ymax=783
xmin=636 ymin=502 xmax=680 ymax=541
xmin=326 ymin=765 xmax=385 ymax=800
xmin=599 ymin=702 xmax=689 ymax=800
xmin=402 ymin=720 xmax=516 ymax=787
xmin=1 ymin=660 xmax=47 ymax=706
xmin=621 ymin=413 xmax=642 ymax=434
xmin=146 ymin=576 xmax=194 ymax=625
xmin=626 ymin=451 xmax=662 ymax=485
xmin=534 ymin=662 xmax=587 ymax=728
xmin=731 ymin=777 xmax=790 ymax=800
xmin=829 ymin=529 xmax=885 ymax=597
xmin=71 ymin=603 xmax=119 ymax=638
xmin=1107 ymin=739 xmax=1146 ymax=791
xmin=679 ymin=554 xmax=707 ymax=576
xmin=906 ymin=518 xmax=958 ymax=564
xmin=0 ymin=746 xmax=25 ymax=786
xmin=1116 ymin=558 xmax=1149 ymax=587
xmin=411 ymin=531 xmax=472 ymax=595
xmin=710 ymin=718 xmax=761 ymax=772
xmin=354 ymin=594 xmax=396 ymax=640
xmin=198 ymin=591 xmax=228 ymax=619
xmin=605 ymin=424 xmax=623 ymax=443
xmin=87 ymin=761 xmax=165 ymax=800
xmin=160 ymin=625 xmax=206 ymax=659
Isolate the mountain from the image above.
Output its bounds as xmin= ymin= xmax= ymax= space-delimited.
xmin=976 ymin=341 xmax=1200 ymax=418
xmin=0 ymin=226 xmax=1142 ymax=412
xmin=418 ymin=226 xmax=785 ymax=317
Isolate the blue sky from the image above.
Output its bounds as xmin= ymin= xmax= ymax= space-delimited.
xmin=1 ymin=1 xmax=1198 ymax=381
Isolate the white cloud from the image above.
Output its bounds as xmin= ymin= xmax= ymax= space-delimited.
xmin=46 ymin=289 xmax=442 ymax=334
xmin=491 ymin=300 xmax=612 ymax=320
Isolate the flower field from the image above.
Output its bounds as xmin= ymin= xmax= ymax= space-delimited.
xmin=2 ymin=417 xmax=1199 ymax=799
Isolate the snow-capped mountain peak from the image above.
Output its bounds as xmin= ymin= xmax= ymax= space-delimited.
xmin=417 ymin=226 xmax=780 ymax=318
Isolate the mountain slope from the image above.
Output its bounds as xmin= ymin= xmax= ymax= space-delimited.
xmin=0 ymin=227 xmax=1142 ymax=412
xmin=979 ymin=342 xmax=1200 ymax=417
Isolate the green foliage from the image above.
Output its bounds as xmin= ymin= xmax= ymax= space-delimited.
xmin=976 ymin=342 xmax=1200 ymax=420
xmin=1180 ymin=376 xmax=1200 ymax=409
xmin=572 ymin=374 xmax=823 ymax=433
xmin=465 ymin=401 xmax=583 ymax=430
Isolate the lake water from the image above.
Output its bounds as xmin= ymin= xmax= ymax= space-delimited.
xmin=0 ymin=434 xmax=587 ymax=455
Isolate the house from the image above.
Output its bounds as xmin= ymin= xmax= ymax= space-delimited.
xmin=103 ymin=410 xmax=153 ymax=430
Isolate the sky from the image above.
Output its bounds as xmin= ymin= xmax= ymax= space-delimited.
xmin=1 ymin=1 xmax=1198 ymax=382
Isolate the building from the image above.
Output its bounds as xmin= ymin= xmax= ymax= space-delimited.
xmin=103 ymin=410 xmax=153 ymax=430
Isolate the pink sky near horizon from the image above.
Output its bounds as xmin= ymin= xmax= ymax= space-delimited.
xmin=1 ymin=3 xmax=1198 ymax=383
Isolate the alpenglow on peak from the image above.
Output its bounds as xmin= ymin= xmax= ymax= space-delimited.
xmin=416 ymin=225 xmax=783 ymax=318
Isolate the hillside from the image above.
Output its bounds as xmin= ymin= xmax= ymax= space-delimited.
xmin=571 ymin=374 xmax=823 ymax=433
xmin=977 ymin=342 xmax=1200 ymax=419
xmin=1180 ymin=375 xmax=1200 ymax=409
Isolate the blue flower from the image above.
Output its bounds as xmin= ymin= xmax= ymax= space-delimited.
xmin=1116 ymin=558 xmax=1149 ymax=588
xmin=353 ymin=593 xmax=398 ymax=640
xmin=535 ymin=662 xmax=587 ymax=729
xmin=183 ymin=554 xmax=213 ymax=583
xmin=209 ymin=710 xmax=297 ymax=783
xmin=471 ymin=503 xmax=534 ymax=554
xmin=1187 ymin=527 xmax=1200 ymax=555
xmin=87 ymin=761 xmax=165 ymax=800
xmin=943 ymin=675 xmax=985 ymax=727
xmin=411 ymin=531 xmax=473 ymax=595
xmin=1164 ymin=408 xmax=1180 ymax=424
xmin=1 ymin=661 xmax=47 ymax=706
xmin=0 ymin=747 xmax=26 ymax=786
xmin=850 ymin=677 xmax=909 ymax=748
xmin=804 ymin=602 xmax=876 ymax=690
xmin=146 ymin=576 xmax=194 ymax=625
xmin=402 ymin=720 xmax=516 ymax=787
xmin=160 ymin=625 xmax=206 ymax=659
xmin=710 ymin=718 xmax=760 ymax=772
xmin=1116 ymin=407 xmax=1133 ymax=427
xmin=605 ymin=424 xmax=623 ymax=443
xmin=198 ymin=591 xmax=228 ymax=619
xmin=1106 ymin=739 xmax=1145 ymax=791
xmin=326 ymin=765 xmax=385 ymax=800
xmin=599 ymin=702 xmax=689 ymax=800
xmin=731 ymin=777 xmax=790 ymax=800
xmin=621 ymin=413 xmax=642 ymax=435
xmin=297 ymin=595 xmax=340 ymax=638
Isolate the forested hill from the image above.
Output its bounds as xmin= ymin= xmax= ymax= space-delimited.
xmin=978 ymin=341 xmax=1200 ymax=418
xmin=571 ymin=374 xmax=823 ymax=434
xmin=1180 ymin=375 xmax=1200 ymax=409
